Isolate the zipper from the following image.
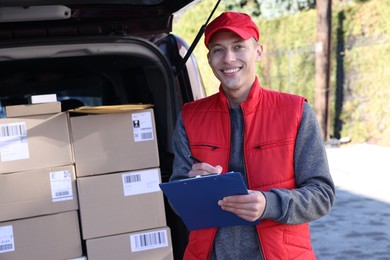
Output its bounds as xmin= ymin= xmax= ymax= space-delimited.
xmin=191 ymin=144 xmax=219 ymax=151
xmin=240 ymin=107 xmax=265 ymax=260
xmin=253 ymin=138 xmax=294 ymax=150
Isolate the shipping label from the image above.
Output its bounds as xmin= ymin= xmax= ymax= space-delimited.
xmin=0 ymin=122 xmax=29 ymax=162
xmin=50 ymin=170 xmax=73 ymax=202
xmin=122 ymin=168 xmax=160 ymax=196
xmin=132 ymin=111 xmax=154 ymax=142
xmin=0 ymin=225 xmax=15 ymax=254
xmin=130 ymin=229 xmax=168 ymax=252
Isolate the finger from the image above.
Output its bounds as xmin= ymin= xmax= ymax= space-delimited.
xmin=188 ymin=163 xmax=223 ymax=177
xmin=222 ymin=194 xmax=255 ymax=204
xmin=219 ymin=203 xmax=260 ymax=222
xmin=194 ymin=163 xmax=223 ymax=174
xmin=223 ymin=190 xmax=264 ymax=204
xmin=215 ymin=165 xmax=223 ymax=173
xmin=219 ymin=200 xmax=259 ymax=211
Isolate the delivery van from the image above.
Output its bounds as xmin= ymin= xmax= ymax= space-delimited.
xmin=0 ymin=1 xmax=208 ymax=258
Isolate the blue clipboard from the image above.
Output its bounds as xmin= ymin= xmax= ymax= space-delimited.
xmin=159 ymin=172 xmax=260 ymax=230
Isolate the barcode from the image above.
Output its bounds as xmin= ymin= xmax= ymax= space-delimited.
xmin=0 ymin=123 xmax=27 ymax=137
xmin=55 ymin=191 xmax=70 ymax=197
xmin=141 ymin=132 xmax=153 ymax=140
xmin=0 ymin=243 xmax=13 ymax=251
xmin=124 ymin=174 xmax=141 ymax=183
xmin=131 ymin=230 xmax=168 ymax=252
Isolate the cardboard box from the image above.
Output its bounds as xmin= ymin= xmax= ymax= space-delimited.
xmin=70 ymin=109 xmax=159 ymax=177
xmin=0 ymin=211 xmax=82 ymax=260
xmin=86 ymin=227 xmax=173 ymax=260
xmin=5 ymin=102 xmax=62 ymax=118
xmin=0 ymin=165 xmax=78 ymax=222
xmin=77 ymin=168 xmax=166 ymax=239
xmin=0 ymin=113 xmax=73 ymax=174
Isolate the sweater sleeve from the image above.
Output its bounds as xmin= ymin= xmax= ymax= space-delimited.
xmin=260 ymin=102 xmax=336 ymax=224
xmin=170 ymin=112 xmax=193 ymax=182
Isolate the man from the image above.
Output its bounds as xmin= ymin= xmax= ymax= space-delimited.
xmin=170 ymin=11 xmax=335 ymax=259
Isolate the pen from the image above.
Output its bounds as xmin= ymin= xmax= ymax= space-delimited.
xmin=188 ymin=155 xmax=202 ymax=163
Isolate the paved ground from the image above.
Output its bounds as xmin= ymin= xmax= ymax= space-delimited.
xmin=310 ymin=144 xmax=390 ymax=259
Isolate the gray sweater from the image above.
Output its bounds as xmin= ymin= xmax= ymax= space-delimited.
xmin=170 ymin=102 xmax=335 ymax=259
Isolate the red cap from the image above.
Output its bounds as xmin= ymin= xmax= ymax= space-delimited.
xmin=204 ymin=12 xmax=260 ymax=47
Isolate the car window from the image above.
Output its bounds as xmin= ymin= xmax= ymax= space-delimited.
xmin=0 ymin=58 xmax=114 ymax=117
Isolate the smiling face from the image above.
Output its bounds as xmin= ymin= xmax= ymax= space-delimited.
xmin=207 ymin=30 xmax=263 ymax=107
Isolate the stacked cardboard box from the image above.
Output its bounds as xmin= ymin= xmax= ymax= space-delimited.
xmin=86 ymin=226 xmax=173 ymax=260
xmin=5 ymin=101 xmax=61 ymax=118
xmin=70 ymin=109 xmax=160 ymax=177
xmin=0 ymin=165 xmax=78 ymax=222
xmin=0 ymin=112 xmax=73 ymax=174
xmin=0 ymin=103 xmax=83 ymax=260
xmin=1 ymin=103 xmax=173 ymax=260
xmin=0 ymin=211 xmax=82 ymax=260
xmin=70 ymin=108 xmax=174 ymax=260
xmin=76 ymin=168 xmax=166 ymax=239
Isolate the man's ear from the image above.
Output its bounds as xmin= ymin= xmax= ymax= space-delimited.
xmin=256 ymin=44 xmax=263 ymax=61
xmin=207 ymin=52 xmax=211 ymax=65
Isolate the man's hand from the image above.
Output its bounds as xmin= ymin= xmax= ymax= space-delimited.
xmin=218 ymin=190 xmax=266 ymax=222
xmin=188 ymin=162 xmax=223 ymax=177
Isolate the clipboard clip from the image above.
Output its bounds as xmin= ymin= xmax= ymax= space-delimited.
xmin=195 ymin=173 xmax=220 ymax=178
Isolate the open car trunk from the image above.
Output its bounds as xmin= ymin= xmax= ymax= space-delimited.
xmin=0 ymin=38 xmax=179 ymax=166
xmin=0 ymin=37 xmax=190 ymax=258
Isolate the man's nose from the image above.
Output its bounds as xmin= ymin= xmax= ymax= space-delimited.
xmin=223 ymin=49 xmax=236 ymax=63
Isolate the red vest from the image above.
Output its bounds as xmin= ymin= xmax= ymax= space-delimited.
xmin=181 ymin=79 xmax=316 ymax=260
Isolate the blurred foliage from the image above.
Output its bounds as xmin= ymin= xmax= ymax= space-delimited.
xmin=224 ymin=0 xmax=315 ymax=19
xmin=255 ymin=10 xmax=318 ymax=103
xmin=173 ymin=0 xmax=390 ymax=146
xmin=224 ymin=0 xmax=261 ymax=16
xmin=339 ymin=0 xmax=390 ymax=146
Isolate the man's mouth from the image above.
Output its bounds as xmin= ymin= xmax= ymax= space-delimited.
xmin=223 ymin=67 xmax=241 ymax=74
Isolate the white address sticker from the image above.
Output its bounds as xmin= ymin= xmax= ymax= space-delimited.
xmin=0 ymin=225 xmax=15 ymax=254
xmin=132 ymin=111 xmax=154 ymax=142
xmin=50 ymin=170 xmax=73 ymax=202
xmin=130 ymin=229 xmax=168 ymax=252
xmin=0 ymin=122 xmax=29 ymax=162
xmin=122 ymin=168 xmax=160 ymax=196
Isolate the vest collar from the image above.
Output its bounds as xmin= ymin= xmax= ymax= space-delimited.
xmin=217 ymin=77 xmax=263 ymax=113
